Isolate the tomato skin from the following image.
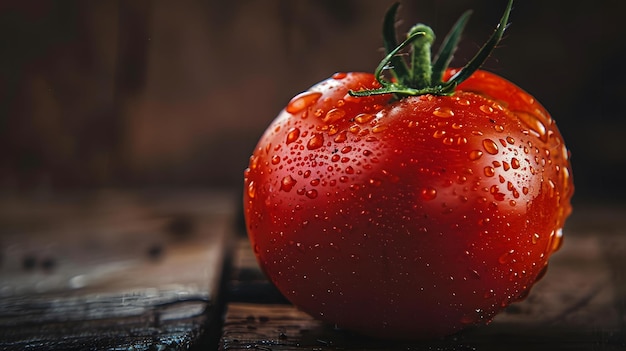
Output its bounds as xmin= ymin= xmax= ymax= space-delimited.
xmin=243 ymin=70 xmax=573 ymax=339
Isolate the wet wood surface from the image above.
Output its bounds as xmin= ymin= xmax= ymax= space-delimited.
xmin=0 ymin=190 xmax=235 ymax=351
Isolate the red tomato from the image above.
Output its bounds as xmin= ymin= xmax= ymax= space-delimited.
xmin=243 ymin=1 xmax=573 ymax=339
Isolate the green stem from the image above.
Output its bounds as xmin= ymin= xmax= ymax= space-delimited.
xmin=408 ymin=24 xmax=435 ymax=89
xmin=349 ymin=0 xmax=514 ymax=98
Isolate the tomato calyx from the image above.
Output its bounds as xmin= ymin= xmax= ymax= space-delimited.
xmin=350 ymin=0 xmax=513 ymax=99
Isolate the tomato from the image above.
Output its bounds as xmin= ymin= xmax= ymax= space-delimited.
xmin=243 ymin=0 xmax=573 ymax=339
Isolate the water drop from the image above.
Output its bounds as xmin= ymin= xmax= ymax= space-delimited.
xmin=511 ymin=158 xmax=520 ymax=169
xmin=322 ymin=108 xmax=346 ymax=124
xmin=306 ymin=189 xmax=318 ymax=199
xmin=482 ymin=139 xmax=499 ymax=155
xmin=479 ymin=105 xmax=494 ymax=114
xmin=286 ymin=127 xmax=300 ymax=144
xmin=468 ymin=150 xmax=483 ymax=160
xmin=484 ymin=166 xmax=495 ymax=177
xmin=345 ymin=166 xmax=354 ymax=174
xmin=247 ymin=181 xmax=256 ymax=198
xmin=498 ymin=249 xmax=515 ymax=264
xmin=332 ymin=72 xmax=347 ymax=79
xmin=372 ymin=124 xmax=388 ymax=133
xmin=433 ymin=107 xmax=454 ymax=118
xmin=310 ymin=179 xmax=320 ymax=186
xmin=280 ymin=175 xmax=297 ymax=192
xmin=420 ymin=187 xmax=437 ymax=201
xmin=515 ymin=111 xmax=547 ymax=141
xmin=286 ymin=91 xmax=322 ymax=114
xmin=433 ymin=130 xmax=446 ymax=138
xmin=307 ymin=133 xmax=324 ymax=150
xmin=532 ymin=233 xmax=540 ymax=244
xmin=334 ymin=130 xmax=348 ymax=143
xmin=271 ymin=155 xmax=281 ymax=165
xmin=341 ymin=146 xmax=352 ymax=153
xmin=354 ymin=113 xmax=374 ymax=124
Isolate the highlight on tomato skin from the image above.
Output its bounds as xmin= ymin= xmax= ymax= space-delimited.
xmin=242 ymin=0 xmax=573 ymax=340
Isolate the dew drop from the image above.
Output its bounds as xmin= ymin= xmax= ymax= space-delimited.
xmin=482 ymin=139 xmax=499 ymax=155
xmin=286 ymin=127 xmax=300 ymax=144
xmin=334 ymin=130 xmax=348 ymax=143
xmin=354 ymin=113 xmax=374 ymax=124
xmin=307 ymin=133 xmax=324 ymax=150
xmin=306 ymin=189 xmax=318 ymax=199
xmin=345 ymin=166 xmax=354 ymax=174
xmin=341 ymin=146 xmax=352 ymax=154
xmin=332 ymin=72 xmax=347 ymax=79
xmin=433 ymin=130 xmax=446 ymax=138
xmin=271 ymin=155 xmax=281 ymax=165
xmin=372 ymin=124 xmax=388 ymax=133
xmin=247 ymin=180 xmax=256 ymax=198
xmin=433 ymin=107 xmax=454 ymax=118
xmin=498 ymin=249 xmax=515 ymax=264
xmin=280 ymin=175 xmax=297 ymax=192
xmin=455 ymin=97 xmax=471 ymax=106
xmin=468 ymin=150 xmax=483 ymax=160
xmin=511 ymin=158 xmax=520 ymax=169
xmin=286 ymin=91 xmax=322 ymax=114
xmin=322 ymin=108 xmax=346 ymax=124
xmin=516 ymin=111 xmax=547 ymax=141
xmin=420 ymin=187 xmax=437 ymax=201
xmin=484 ymin=166 xmax=495 ymax=177
xmin=532 ymin=233 xmax=540 ymax=244
xmin=479 ymin=105 xmax=494 ymax=114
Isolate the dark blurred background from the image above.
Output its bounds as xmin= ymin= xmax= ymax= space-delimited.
xmin=1 ymin=0 xmax=624 ymax=204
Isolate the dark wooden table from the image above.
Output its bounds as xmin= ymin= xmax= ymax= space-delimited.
xmin=1 ymin=191 xmax=624 ymax=350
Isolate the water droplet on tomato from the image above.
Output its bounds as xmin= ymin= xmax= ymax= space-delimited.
xmin=498 ymin=249 xmax=515 ymax=264
xmin=322 ymin=108 xmax=346 ymax=124
xmin=332 ymin=72 xmax=347 ymax=79
xmin=306 ymin=189 xmax=318 ymax=199
xmin=331 ymin=154 xmax=340 ymax=162
xmin=532 ymin=233 xmax=540 ymax=244
xmin=468 ymin=150 xmax=483 ymax=160
xmin=420 ymin=187 xmax=437 ymax=201
xmin=307 ymin=133 xmax=324 ymax=150
xmin=433 ymin=130 xmax=446 ymax=138
xmin=310 ymin=178 xmax=320 ymax=186
xmin=280 ymin=175 xmax=297 ymax=192
xmin=515 ymin=111 xmax=547 ymax=141
xmin=511 ymin=158 xmax=520 ymax=169
xmin=372 ymin=124 xmax=387 ymax=133
xmin=271 ymin=155 xmax=281 ymax=165
xmin=247 ymin=181 xmax=256 ymax=198
xmin=286 ymin=91 xmax=322 ymax=114
xmin=484 ymin=166 xmax=495 ymax=177
xmin=433 ymin=107 xmax=454 ymax=118
xmin=479 ymin=105 xmax=494 ymax=114
xmin=482 ymin=139 xmax=499 ymax=155
xmin=455 ymin=97 xmax=471 ymax=106
xmin=286 ymin=127 xmax=300 ymax=144
xmin=334 ymin=130 xmax=348 ymax=143
xmin=354 ymin=113 xmax=374 ymax=124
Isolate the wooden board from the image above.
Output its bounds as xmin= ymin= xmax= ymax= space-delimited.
xmin=220 ymin=205 xmax=626 ymax=350
xmin=0 ymin=190 xmax=236 ymax=351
